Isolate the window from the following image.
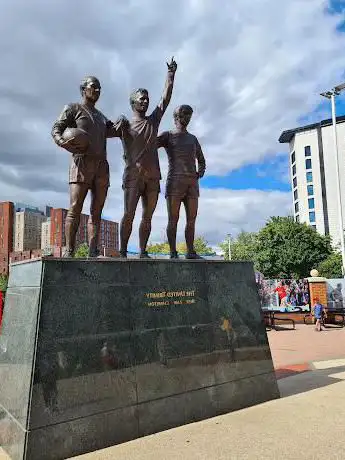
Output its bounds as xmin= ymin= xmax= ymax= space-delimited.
xmin=305 ymin=158 xmax=312 ymax=170
xmin=311 ymin=225 xmax=317 ymax=231
xmin=307 ymin=184 xmax=314 ymax=196
xmin=308 ymin=198 xmax=315 ymax=209
xmin=306 ymin=171 xmax=313 ymax=183
xmin=294 ymin=189 xmax=298 ymax=201
xmin=293 ymin=177 xmax=297 ymax=188
xmin=305 ymin=146 xmax=311 ymax=157
xmin=292 ymin=164 xmax=296 ymax=176
xmin=295 ymin=215 xmax=300 ymax=223
xmin=295 ymin=202 xmax=299 ymax=213
xmin=291 ymin=151 xmax=296 ymax=164
xmin=309 ymin=211 xmax=316 ymax=223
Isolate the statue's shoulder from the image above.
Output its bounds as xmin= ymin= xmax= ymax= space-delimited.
xmin=63 ymin=102 xmax=81 ymax=113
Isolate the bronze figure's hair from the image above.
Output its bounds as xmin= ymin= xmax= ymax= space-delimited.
xmin=173 ymin=105 xmax=193 ymax=119
xmin=80 ymin=76 xmax=100 ymax=96
xmin=129 ymin=88 xmax=149 ymax=108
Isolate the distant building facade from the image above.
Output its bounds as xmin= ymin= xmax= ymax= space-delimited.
xmin=50 ymin=208 xmax=118 ymax=252
xmin=14 ymin=210 xmax=46 ymax=252
xmin=41 ymin=218 xmax=51 ymax=249
xmin=0 ymin=202 xmax=14 ymax=275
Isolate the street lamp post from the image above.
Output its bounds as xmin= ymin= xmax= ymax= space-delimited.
xmin=321 ymin=83 xmax=345 ymax=277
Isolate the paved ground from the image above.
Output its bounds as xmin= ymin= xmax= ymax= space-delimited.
xmin=72 ymin=361 xmax=345 ymax=460
xmin=2 ymin=325 xmax=345 ymax=459
xmin=268 ymin=323 xmax=345 ymax=369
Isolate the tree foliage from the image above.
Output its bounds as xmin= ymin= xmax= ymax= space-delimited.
xmin=74 ymin=243 xmax=89 ymax=258
xmin=317 ymin=252 xmax=342 ymax=279
xmin=146 ymin=242 xmax=170 ymax=254
xmin=255 ymin=216 xmax=333 ymax=279
xmin=219 ymin=231 xmax=258 ymax=263
xmin=0 ymin=274 xmax=8 ymax=292
xmin=147 ymin=237 xmax=215 ymax=255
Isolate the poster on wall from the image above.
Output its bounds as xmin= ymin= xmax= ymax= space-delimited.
xmin=257 ymin=278 xmax=310 ymax=312
xmin=326 ymin=279 xmax=344 ymax=310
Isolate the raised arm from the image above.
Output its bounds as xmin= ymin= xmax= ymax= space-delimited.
xmin=195 ymin=139 xmax=206 ymax=178
xmin=158 ymin=57 xmax=177 ymax=114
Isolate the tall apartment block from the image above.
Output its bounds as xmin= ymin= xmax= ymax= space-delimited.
xmin=49 ymin=208 xmax=119 ymax=252
xmin=14 ymin=208 xmax=46 ymax=252
xmin=41 ymin=218 xmax=51 ymax=249
xmin=279 ymin=116 xmax=345 ymax=247
xmin=0 ymin=202 xmax=14 ymax=275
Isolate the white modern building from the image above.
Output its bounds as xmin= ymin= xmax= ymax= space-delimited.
xmin=279 ymin=116 xmax=345 ymax=247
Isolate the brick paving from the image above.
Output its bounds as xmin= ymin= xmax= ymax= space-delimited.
xmin=268 ymin=323 xmax=345 ymax=378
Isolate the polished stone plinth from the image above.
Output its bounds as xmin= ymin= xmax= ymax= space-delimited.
xmin=0 ymin=258 xmax=279 ymax=460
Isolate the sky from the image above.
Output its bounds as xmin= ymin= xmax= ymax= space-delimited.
xmin=1 ymin=0 xmax=345 ymax=249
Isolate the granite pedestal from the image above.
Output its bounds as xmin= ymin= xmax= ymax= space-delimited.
xmin=0 ymin=258 xmax=279 ymax=460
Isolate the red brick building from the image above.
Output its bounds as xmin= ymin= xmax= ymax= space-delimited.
xmin=0 ymin=202 xmax=14 ymax=275
xmin=50 ymin=208 xmax=118 ymax=251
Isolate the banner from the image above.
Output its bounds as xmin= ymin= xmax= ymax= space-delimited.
xmin=257 ymin=278 xmax=310 ymax=312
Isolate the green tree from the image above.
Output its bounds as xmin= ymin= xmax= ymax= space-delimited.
xmin=147 ymin=237 xmax=215 ymax=255
xmin=176 ymin=237 xmax=215 ymax=255
xmin=146 ymin=242 xmax=170 ymax=254
xmin=317 ymin=252 xmax=342 ymax=279
xmin=0 ymin=274 xmax=8 ymax=292
xmin=219 ymin=231 xmax=258 ymax=262
xmin=255 ymin=216 xmax=332 ymax=279
xmin=74 ymin=242 xmax=89 ymax=258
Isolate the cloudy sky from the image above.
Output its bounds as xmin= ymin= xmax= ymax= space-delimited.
xmin=1 ymin=0 xmax=345 ymax=250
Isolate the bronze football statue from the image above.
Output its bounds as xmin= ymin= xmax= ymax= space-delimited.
xmin=118 ymin=57 xmax=177 ymax=258
xmin=158 ymin=105 xmax=206 ymax=259
xmin=51 ymin=76 xmax=127 ymax=257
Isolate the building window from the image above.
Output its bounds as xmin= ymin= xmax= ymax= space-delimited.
xmin=306 ymin=171 xmax=313 ymax=183
xmin=307 ymin=185 xmax=314 ymax=196
xmin=293 ymin=177 xmax=297 ymax=188
xmin=309 ymin=211 xmax=316 ymax=223
xmin=291 ymin=151 xmax=295 ymax=164
xmin=305 ymin=158 xmax=312 ymax=170
xmin=308 ymin=198 xmax=315 ymax=209
xmin=295 ymin=214 xmax=300 ymax=223
xmin=294 ymin=189 xmax=298 ymax=201
xmin=311 ymin=225 xmax=317 ymax=231
xmin=292 ymin=164 xmax=296 ymax=176
xmin=295 ymin=202 xmax=299 ymax=213
xmin=305 ymin=146 xmax=311 ymax=157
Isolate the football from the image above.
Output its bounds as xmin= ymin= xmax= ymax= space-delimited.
xmin=62 ymin=128 xmax=89 ymax=151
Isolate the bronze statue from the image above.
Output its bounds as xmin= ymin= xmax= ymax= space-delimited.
xmin=118 ymin=58 xmax=177 ymax=258
xmin=51 ymin=76 xmax=126 ymax=257
xmin=157 ymin=105 xmax=206 ymax=259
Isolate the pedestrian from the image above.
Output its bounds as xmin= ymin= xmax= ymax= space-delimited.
xmin=313 ymin=298 xmax=325 ymax=332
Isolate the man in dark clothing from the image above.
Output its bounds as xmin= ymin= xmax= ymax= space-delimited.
xmin=51 ymin=76 xmax=126 ymax=257
xmin=119 ymin=58 xmax=177 ymax=258
xmin=158 ymin=105 xmax=206 ymax=259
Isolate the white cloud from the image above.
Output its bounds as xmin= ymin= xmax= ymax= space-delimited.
xmin=0 ymin=0 xmax=343 ymax=246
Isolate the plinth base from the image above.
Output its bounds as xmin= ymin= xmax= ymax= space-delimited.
xmin=0 ymin=258 xmax=279 ymax=460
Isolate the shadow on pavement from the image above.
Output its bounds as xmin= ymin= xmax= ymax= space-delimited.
xmin=278 ymin=364 xmax=345 ymax=398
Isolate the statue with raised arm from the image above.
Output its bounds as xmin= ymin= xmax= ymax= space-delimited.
xmin=51 ymin=76 xmax=127 ymax=257
xmin=158 ymin=105 xmax=206 ymax=259
xmin=119 ymin=57 xmax=177 ymax=258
